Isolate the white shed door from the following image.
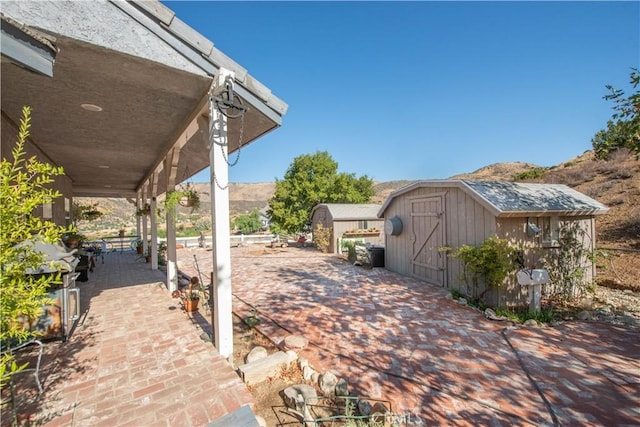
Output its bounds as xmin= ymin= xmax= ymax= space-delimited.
xmin=410 ymin=195 xmax=446 ymax=286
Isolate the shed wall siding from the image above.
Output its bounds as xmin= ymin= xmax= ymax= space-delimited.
xmin=384 ymin=186 xmax=496 ymax=286
xmin=383 ymin=182 xmax=601 ymax=308
xmin=333 ymin=220 xmax=384 ymax=253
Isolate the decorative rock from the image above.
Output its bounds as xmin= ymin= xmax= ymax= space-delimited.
xmin=523 ymin=319 xmax=539 ymax=327
xmin=298 ymin=357 xmax=309 ymax=370
xmin=282 ymin=384 xmax=318 ymax=410
xmin=370 ymin=402 xmax=390 ymax=424
xmin=358 ymin=399 xmax=373 ymax=416
xmin=319 ymin=371 xmax=339 ymax=396
xmin=596 ymin=306 xmax=612 ymax=316
xmin=303 ymin=365 xmax=315 ymax=381
xmin=458 ymin=297 xmax=468 ymax=305
xmin=246 ymin=346 xmax=268 ymax=364
xmin=285 ymin=350 xmax=298 ymax=363
xmin=484 ymin=308 xmax=507 ymax=321
xmin=577 ymin=310 xmax=591 ymax=321
xmin=284 ymin=334 xmax=309 ymax=350
xmin=311 ymin=371 xmax=320 ymax=383
xmin=335 ymin=378 xmax=348 ymax=396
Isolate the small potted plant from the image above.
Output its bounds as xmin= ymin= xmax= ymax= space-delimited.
xmin=179 ymin=183 xmax=200 ymax=210
xmin=182 ymin=276 xmax=200 ymax=312
xmin=62 ymin=231 xmax=86 ymax=249
xmin=135 ymin=239 xmax=144 ymax=255
xmin=136 ymin=203 xmax=151 ymax=217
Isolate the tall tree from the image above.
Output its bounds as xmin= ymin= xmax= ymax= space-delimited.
xmin=592 ymin=68 xmax=639 ymax=159
xmin=268 ymin=151 xmax=374 ymax=233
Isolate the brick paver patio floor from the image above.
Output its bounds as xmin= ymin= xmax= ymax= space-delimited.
xmin=1 ymin=252 xmax=256 ymax=427
xmin=179 ymin=245 xmax=640 ymax=426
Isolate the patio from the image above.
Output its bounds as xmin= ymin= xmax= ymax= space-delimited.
xmin=1 ymin=252 xmax=257 ymax=427
xmin=182 ymin=244 xmax=640 ymax=426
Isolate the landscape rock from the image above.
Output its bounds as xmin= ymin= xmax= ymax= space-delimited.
xmin=246 ymin=346 xmax=268 ymax=364
xmin=370 ymin=402 xmax=391 ymax=425
xmin=319 ymin=371 xmax=339 ymax=396
xmin=458 ymin=297 xmax=468 ymax=306
xmin=284 ymin=334 xmax=309 ymax=350
xmin=577 ymin=310 xmax=591 ymax=321
xmin=285 ymin=350 xmax=299 ymax=363
xmin=298 ymin=357 xmax=309 ymax=370
xmin=238 ymin=351 xmax=294 ymax=385
xmin=282 ymin=384 xmax=318 ymax=410
xmin=335 ymin=378 xmax=348 ymax=396
xmin=358 ymin=399 xmax=373 ymax=416
xmin=303 ymin=365 xmax=316 ymax=381
xmin=523 ymin=319 xmax=539 ymax=327
xmin=484 ymin=308 xmax=508 ymax=321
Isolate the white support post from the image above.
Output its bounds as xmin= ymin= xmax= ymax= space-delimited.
xmin=164 ymin=153 xmax=178 ymax=293
xmin=148 ymin=173 xmax=158 ymax=270
xmin=135 ymin=194 xmax=142 ymax=239
xmin=150 ymin=196 xmax=158 ymax=270
xmin=208 ymin=69 xmax=235 ymax=359
xmin=141 ymin=188 xmax=149 ymax=256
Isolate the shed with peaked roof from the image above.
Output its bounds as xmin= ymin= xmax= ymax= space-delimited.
xmin=378 ymin=180 xmax=609 ymax=307
xmin=311 ymin=203 xmax=384 ymax=253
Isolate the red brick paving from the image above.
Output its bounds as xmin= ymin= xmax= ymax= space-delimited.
xmin=0 ymin=252 xmax=256 ymax=427
xmin=179 ymin=245 xmax=640 ymax=426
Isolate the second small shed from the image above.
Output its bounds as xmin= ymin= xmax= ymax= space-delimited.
xmin=378 ymin=180 xmax=609 ymax=307
xmin=311 ymin=203 xmax=384 ymax=253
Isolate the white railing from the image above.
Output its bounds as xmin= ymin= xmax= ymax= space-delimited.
xmin=158 ymin=234 xmax=277 ymax=248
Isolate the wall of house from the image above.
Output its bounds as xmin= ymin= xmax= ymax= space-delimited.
xmin=2 ymin=113 xmax=73 ymax=227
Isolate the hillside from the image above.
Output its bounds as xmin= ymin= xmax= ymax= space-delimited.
xmin=77 ymin=150 xmax=639 ymax=290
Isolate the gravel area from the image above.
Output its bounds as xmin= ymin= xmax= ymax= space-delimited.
xmin=589 ymin=286 xmax=640 ymax=328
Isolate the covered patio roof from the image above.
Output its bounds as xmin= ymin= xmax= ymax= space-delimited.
xmin=1 ymin=0 xmax=287 ymax=198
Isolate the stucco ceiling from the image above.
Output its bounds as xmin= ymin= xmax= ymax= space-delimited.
xmin=2 ymin=33 xmax=279 ymax=198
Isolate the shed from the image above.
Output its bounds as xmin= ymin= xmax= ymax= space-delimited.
xmin=311 ymin=204 xmax=384 ymax=253
xmin=378 ymin=180 xmax=609 ymax=307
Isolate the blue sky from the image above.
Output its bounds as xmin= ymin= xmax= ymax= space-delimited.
xmin=163 ymin=1 xmax=639 ymax=184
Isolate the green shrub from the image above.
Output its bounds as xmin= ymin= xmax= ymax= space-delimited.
xmin=445 ymin=236 xmax=517 ymax=304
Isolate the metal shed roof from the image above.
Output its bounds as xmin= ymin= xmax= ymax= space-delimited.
xmin=312 ymin=203 xmax=382 ymax=221
xmin=378 ymin=180 xmax=609 ymax=218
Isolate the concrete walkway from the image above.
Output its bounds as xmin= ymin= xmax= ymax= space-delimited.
xmin=1 ymin=252 xmax=257 ymax=427
xmin=179 ymin=245 xmax=640 ymax=426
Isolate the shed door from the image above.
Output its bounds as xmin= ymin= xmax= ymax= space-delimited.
xmin=410 ymin=195 xmax=446 ymax=286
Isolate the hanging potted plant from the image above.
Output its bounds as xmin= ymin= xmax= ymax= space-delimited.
xmin=178 ymin=183 xmax=200 ymax=210
xmin=182 ymin=276 xmax=200 ymax=312
xmin=136 ymin=203 xmax=151 ymax=217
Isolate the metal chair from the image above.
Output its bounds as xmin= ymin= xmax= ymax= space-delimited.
xmin=2 ymin=338 xmax=44 ymax=394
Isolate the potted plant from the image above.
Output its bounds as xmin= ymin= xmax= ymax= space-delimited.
xmin=62 ymin=231 xmax=86 ymax=249
xmin=136 ymin=203 xmax=151 ymax=217
xmin=135 ymin=239 xmax=144 ymax=255
xmin=182 ymin=276 xmax=200 ymax=312
xmin=178 ymin=183 xmax=200 ymax=210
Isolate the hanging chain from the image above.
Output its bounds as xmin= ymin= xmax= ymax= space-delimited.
xmin=211 ymin=81 xmax=247 ymax=190
xmin=220 ymin=111 xmax=244 ymax=167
